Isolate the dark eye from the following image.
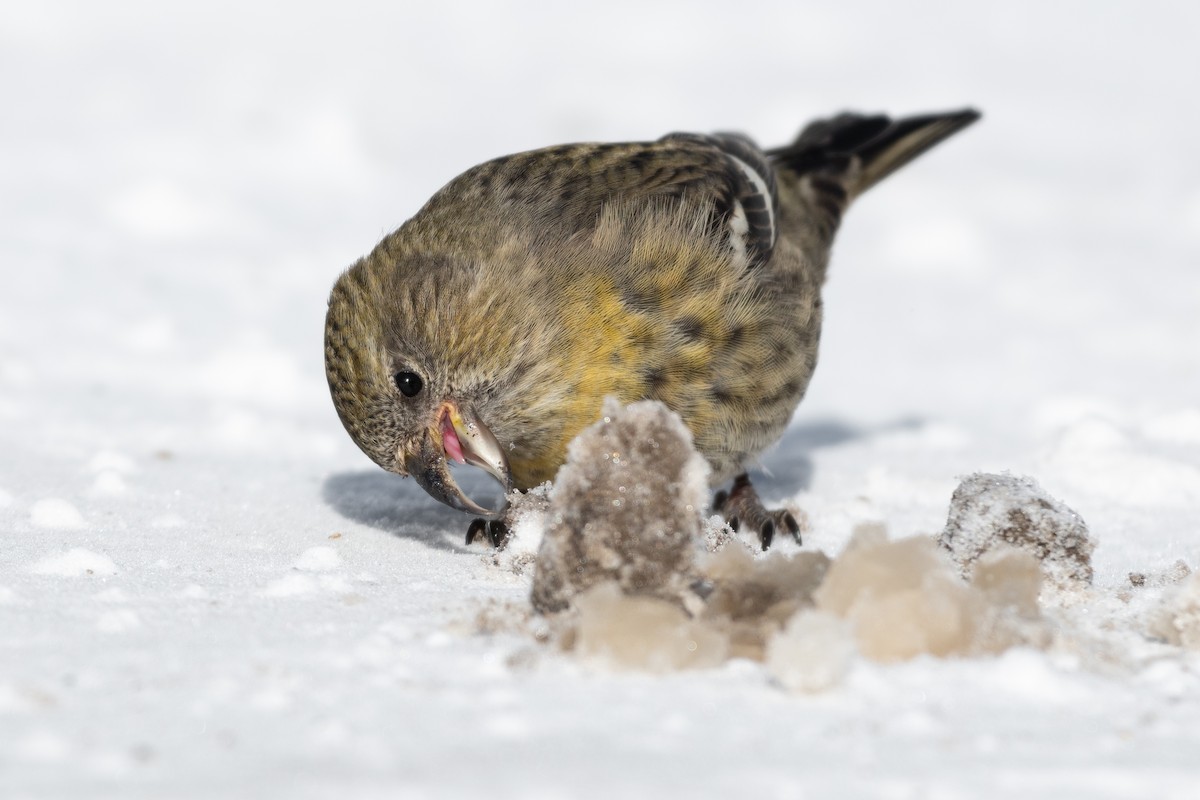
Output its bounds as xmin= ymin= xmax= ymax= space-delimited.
xmin=393 ymin=370 xmax=423 ymax=398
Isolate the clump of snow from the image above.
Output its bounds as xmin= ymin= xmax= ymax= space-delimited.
xmin=29 ymin=498 xmax=87 ymax=530
xmin=1149 ymin=572 xmax=1200 ymax=650
xmin=89 ymin=471 xmax=128 ymax=496
xmin=31 ymin=548 xmax=117 ymax=577
xmin=939 ymin=472 xmax=1094 ymax=585
xmin=531 ymin=399 xmax=710 ymax=614
xmin=764 ymin=610 xmax=855 ymax=693
xmin=481 ymin=483 xmax=552 ymax=577
xmin=294 ymin=546 xmax=341 ymax=572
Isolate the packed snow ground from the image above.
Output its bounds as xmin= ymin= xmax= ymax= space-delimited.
xmin=3 ymin=2 xmax=1200 ymax=798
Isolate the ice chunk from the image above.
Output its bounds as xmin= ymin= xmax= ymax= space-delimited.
xmin=939 ymin=472 xmax=1093 ymax=585
xmin=572 ymin=582 xmax=728 ymax=672
xmin=531 ymin=399 xmax=709 ymax=614
xmin=815 ymin=527 xmax=1046 ymax=662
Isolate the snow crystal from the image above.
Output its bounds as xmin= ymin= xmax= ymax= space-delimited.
xmin=31 ymin=548 xmax=117 ymax=577
xmin=939 ymin=472 xmax=1094 ymax=585
xmin=531 ymin=399 xmax=710 ymax=614
xmin=29 ymin=498 xmax=87 ymax=530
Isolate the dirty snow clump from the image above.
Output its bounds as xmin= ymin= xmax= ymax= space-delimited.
xmin=528 ymin=420 xmax=1056 ymax=682
xmin=939 ymin=472 xmax=1094 ymax=585
xmin=530 ymin=399 xmax=710 ymax=614
xmin=697 ymin=544 xmax=831 ymax=660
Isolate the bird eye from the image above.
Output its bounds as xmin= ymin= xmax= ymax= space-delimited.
xmin=393 ymin=370 xmax=423 ymax=398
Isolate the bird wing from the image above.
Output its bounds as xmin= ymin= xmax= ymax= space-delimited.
xmin=409 ymin=136 xmax=781 ymax=270
xmin=658 ymin=131 xmax=778 ymax=268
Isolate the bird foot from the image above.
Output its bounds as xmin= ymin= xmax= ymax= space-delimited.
xmin=713 ymin=473 xmax=802 ymax=551
xmin=465 ymin=518 xmax=511 ymax=549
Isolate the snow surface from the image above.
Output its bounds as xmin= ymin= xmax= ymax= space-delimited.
xmin=3 ymin=1 xmax=1200 ymax=797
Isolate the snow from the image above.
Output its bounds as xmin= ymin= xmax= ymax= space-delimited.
xmin=28 ymin=498 xmax=88 ymax=530
xmin=3 ymin=1 xmax=1200 ymax=798
xmin=30 ymin=548 xmax=118 ymax=577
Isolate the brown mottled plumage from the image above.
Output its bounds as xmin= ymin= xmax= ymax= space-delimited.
xmin=325 ymin=109 xmax=980 ymax=546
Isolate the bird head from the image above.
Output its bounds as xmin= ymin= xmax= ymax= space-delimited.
xmin=324 ymin=255 xmax=513 ymax=519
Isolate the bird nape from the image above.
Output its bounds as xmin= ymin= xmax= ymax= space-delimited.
xmin=324 ymin=108 xmax=981 ymax=550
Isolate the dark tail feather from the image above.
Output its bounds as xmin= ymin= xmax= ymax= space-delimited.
xmin=769 ymin=108 xmax=981 ymax=199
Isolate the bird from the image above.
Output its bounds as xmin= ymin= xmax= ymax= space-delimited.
xmin=324 ymin=109 xmax=980 ymax=549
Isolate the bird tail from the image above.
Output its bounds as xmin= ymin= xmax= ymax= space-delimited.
xmin=768 ymin=108 xmax=981 ymax=200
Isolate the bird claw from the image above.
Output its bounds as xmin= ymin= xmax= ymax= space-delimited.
xmin=466 ymin=518 xmax=511 ymax=549
xmin=713 ymin=473 xmax=802 ymax=551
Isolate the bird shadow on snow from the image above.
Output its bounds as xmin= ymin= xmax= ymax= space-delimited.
xmin=321 ymin=470 xmax=496 ymax=552
xmin=322 ymin=416 xmax=923 ymax=549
